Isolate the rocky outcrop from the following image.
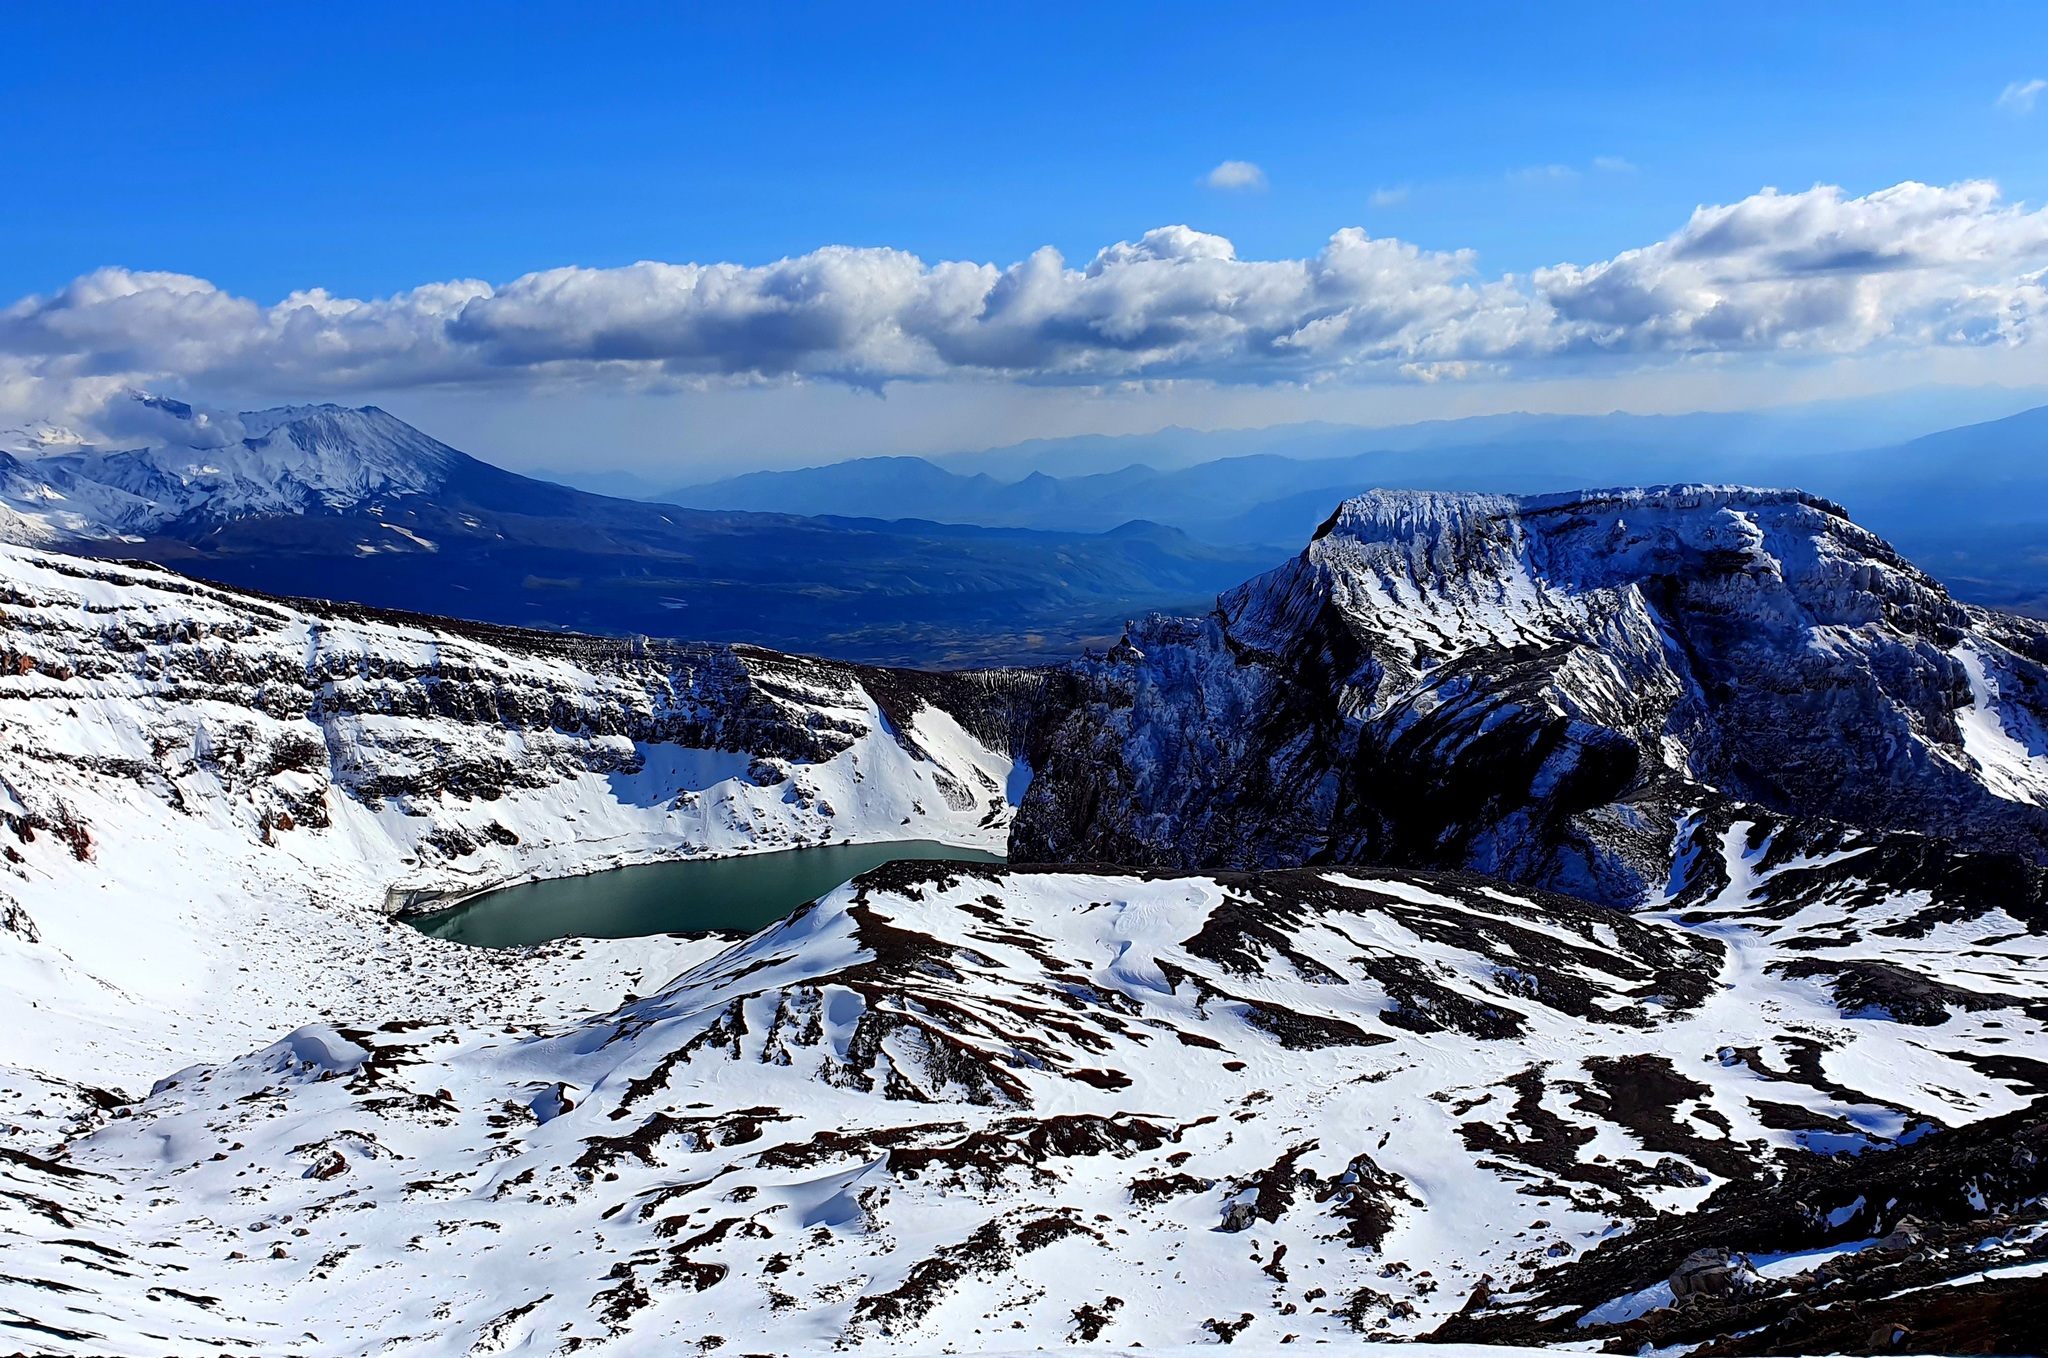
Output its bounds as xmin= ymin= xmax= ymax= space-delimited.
xmin=1012 ymin=487 xmax=2048 ymax=906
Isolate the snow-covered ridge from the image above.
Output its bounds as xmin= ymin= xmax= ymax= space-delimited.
xmin=1015 ymin=485 xmax=2048 ymax=904
xmin=0 ymin=398 xmax=464 ymax=540
xmin=0 ymin=543 xmax=1024 ymax=1083
xmin=1261 ymin=485 xmax=1923 ymax=675
xmin=4 ymin=851 xmax=2042 ymax=1355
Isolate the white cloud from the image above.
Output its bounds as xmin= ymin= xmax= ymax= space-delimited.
xmin=1508 ymin=163 xmax=1580 ymax=186
xmin=1533 ymin=180 xmax=2048 ymax=354
xmin=1369 ymin=185 xmax=1410 ymax=208
xmin=92 ymin=392 xmax=245 ymax=448
xmin=1593 ymin=156 xmax=1637 ymax=173
xmin=1998 ymin=78 xmax=2046 ymax=114
xmin=7 ymin=179 xmax=2048 ymax=439
xmin=1203 ymin=160 xmax=1268 ymax=192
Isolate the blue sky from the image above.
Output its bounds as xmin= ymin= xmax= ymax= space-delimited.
xmin=10 ymin=0 xmax=2048 ymax=295
xmin=7 ymin=1 xmax=2048 ymax=471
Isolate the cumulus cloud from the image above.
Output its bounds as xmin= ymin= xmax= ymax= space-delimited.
xmin=1203 ymin=160 xmax=1268 ymax=191
xmin=1508 ymin=163 xmax=1580 ymax=186
xmin=6 ymin=179 xmax=2048 ymax=436
xmin=1998 ymin=78 xmax=2046 ymax=113
xmin=1534 ymin=180 xmax=2048 ymax=353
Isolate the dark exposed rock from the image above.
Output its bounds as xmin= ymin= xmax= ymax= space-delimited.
xmin=1009 ymin=488 xmax=2048 ymax=907
xmin=849 ymin=1210 xmax=1099 ymax=1335
xmin=1313 ymin=1151 xmax=1417 ymax=1251
xmin=1668 ymin=1246 xmax=1758 ymax=1300
xmin=1774 ymin=958 xmax=2012 ymax=1026
xmin=1068 ymin=1295 xmax=1124 ymax=1341
xmin=1428 ymin=1097 xmax=2048 ymax=1354
xmin=1129 ymin=1172 xmax=1211 ymax=1206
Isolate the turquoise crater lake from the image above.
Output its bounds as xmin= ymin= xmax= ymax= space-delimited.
xmin=407 ymin=840 xmax=1004 ymax=948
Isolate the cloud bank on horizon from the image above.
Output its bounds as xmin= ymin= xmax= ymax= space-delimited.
xmin=7 ymin=178 xmax=2048 ymax=443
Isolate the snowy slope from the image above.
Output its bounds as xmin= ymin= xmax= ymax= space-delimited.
xmin=1 ymin=851 xmax=2041 ymax=1355
xmin=0 ymin=545 xmax=1023 ymax=1087
xmin=1016 ymin=486 xmax=2048 ymax=905
xmin=0 ymin=399 xmax=463 ymax=540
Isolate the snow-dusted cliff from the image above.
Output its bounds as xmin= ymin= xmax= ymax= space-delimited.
xmin=1015 ymin=486 xmax=2048 ymax=905
xmin=0 ymin=545 xmax=1025 ymax=1083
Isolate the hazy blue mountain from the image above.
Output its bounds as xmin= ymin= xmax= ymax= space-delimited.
xmin=521 ymin=465 xmax=672 ymax=500
xmin=658 ymin=398 xmax=2048 ymax=615
xmin=0 ymin=401 xmax=1277 ymax=666
xmin=663 ymin=386 xmax=2038 ymax=496
xmin=1788 ymin=404 xmax=2048 ymax=614
xmin=666 ymin=439 xmax=1767 ymax=543
xmin=661 ymin=405 xmax=2006 ymax=533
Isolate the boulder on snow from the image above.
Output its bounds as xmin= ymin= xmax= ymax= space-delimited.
xmin=530 ymin=1082 xmax=576 ymax=1122
xmin=1668 ymin=1247 xmax=1759 ymax=1300
xmin=1878 ymin=1215 xmax=1925 ymax=1252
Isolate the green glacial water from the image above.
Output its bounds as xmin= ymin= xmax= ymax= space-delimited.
xmin=408 ymin=840 xmax=1003 ymax=948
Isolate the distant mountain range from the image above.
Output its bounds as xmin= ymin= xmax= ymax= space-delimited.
xmin=9 ymin=392 xmax=2048 ymax=673
xmin=662 ymin=402 xmax=2048 ymax=615
xmin=0 ymin=396 xmax=1272 ymax=666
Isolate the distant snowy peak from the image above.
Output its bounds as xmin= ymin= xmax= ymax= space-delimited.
xmin=0 ymin=399 xmax=466 ymax=541
xmin=237 ymin=403 xmax=463 ymax=481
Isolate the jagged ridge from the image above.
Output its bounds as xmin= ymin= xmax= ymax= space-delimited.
xmin=1013 ymin=485 xmax=2048 ymax=906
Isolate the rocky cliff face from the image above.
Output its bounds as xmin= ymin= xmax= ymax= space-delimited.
xmin=1012 ymin=486 xmax=2048 ymax=905
xmin=0 ymin=544 xmax=1029 ymax=1080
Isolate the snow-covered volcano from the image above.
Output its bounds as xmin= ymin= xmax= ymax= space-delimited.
xmin=0 ymin=397 xmax=464 ymax=539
